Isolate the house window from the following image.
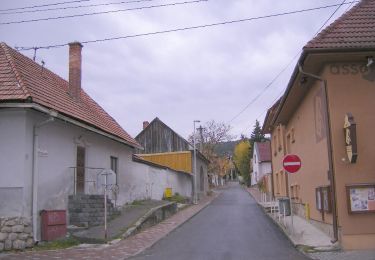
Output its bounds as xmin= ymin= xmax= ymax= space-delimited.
xmin=277 ymin=126 xmax=282 ymax=152
xmin=291 ymin=184 xmax=300 ymax=201
xmin=76 ymin=146 xmax=86 ymax=193
xmin=110 ymin=156 xmax=118 ymax=183
xmin=286 ymin=127 xmax=295 ymax=154
xmin=286 ymin=134 xmax=291 ymax=154
xmin=290 ymin=128 xmax=295 ymax=143
xmin=273 ymin=135 xmax=278 ymax=156
xmin=275 ymin=172 xmax=280 ymax=195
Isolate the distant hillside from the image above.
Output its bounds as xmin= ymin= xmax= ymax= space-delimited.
xmin=214 ymin=140 xmax=240 ymax=157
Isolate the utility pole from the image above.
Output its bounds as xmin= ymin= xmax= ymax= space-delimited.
xmin=197 ymin=125 xmax=204 ymax=152
xmin=193 ymin=120 xmax=200 ymax=204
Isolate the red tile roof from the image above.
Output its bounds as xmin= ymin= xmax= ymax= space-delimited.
xmin=305 ymin=0 xmax=375 ymax=50
xmin=0 ymin=42 xmax=141 ymax=148
xmin=255 ymin=141 xmax=271 ymax=162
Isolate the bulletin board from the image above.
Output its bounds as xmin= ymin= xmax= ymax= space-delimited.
xmin=346 ymin=184 xmax=375 ymax=214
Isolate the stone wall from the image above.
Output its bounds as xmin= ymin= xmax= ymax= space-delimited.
xmin=0 ymin=217 xmax=34 ymax=252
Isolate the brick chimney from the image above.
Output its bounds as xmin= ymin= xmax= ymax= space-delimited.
xmin=143 ymin=121 xmax=149 ymax=130
xmin=68 ymin=42 xmax=83 ymax=100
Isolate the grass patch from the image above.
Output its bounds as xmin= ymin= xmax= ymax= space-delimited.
xmin=164 ymin=193 xmax=189 ymax=204
xmin=296 ymin=245 xmax=316 ymax=253
xmin=33 ymin=237 xmax=80 ymax=251
xmin=131 ymin=199 xmax=145 ymax=206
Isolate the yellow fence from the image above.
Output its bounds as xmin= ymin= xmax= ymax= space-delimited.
xmin=137 ymin=151 xmax=192 ymax=173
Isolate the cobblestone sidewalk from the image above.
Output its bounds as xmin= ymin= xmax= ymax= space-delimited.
xmin=0 ymin=192 xmax=221 ymax=260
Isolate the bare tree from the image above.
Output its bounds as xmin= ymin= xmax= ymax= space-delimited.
xmin=189 ymin=120 xmax=234 ymax=175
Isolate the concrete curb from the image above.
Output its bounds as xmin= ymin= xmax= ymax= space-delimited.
xmin=122 ymin=201 xmax=176 ymax=239
xmin=245 ymin=188 xmax=307 ymax=256
xmin=244 ymin=188 xmax=301 ymax=248
xmin=244 ymin=188 xmax=339 ymax=255
xmin=71 ymin=201 xmax=176 ymax=247
xmin=127 ymin=190 xmax=222 ymax=259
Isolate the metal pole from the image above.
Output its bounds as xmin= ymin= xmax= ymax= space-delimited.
xmin=287 ymin=172 xmax=294 ymax=234
xmin=193 ymin=120 xmax=200 ymax=204
xmin=74 ymin=168 xmax=77 ymax=195
xmin=104 ymin=174 xmax=108 ymax=241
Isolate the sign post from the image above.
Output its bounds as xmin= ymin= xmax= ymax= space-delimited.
xmin=282 ymin=154 xmax=302 ymax=235
xmin=98 ymin=169 xmax=116 ymax=242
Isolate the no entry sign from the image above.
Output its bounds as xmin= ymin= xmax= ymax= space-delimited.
xmin=283 ymin=154 xmax=302 ymax=173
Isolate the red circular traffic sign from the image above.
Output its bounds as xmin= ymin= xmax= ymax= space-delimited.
xmin=283 ymin=154 xmax=302 ymax=173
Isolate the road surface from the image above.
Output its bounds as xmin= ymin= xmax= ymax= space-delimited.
xmin=131 ymin=182 xmax=309 ymax=260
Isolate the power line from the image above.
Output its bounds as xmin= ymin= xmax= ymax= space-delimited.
xmin=228 ymin=51 xmax=300 ymax=124
xmin=0 ymin=0 xmax=162 ymax=15
xmin=314 ymin=0 xmax=347 ymax=35
xmin=16 ymin=1 xmax=357 ymax=51
xmin=241 ymin=90 xmax=284 ymax=135
xmin=237 ymin=0 xmax=348 ymax=135
xmin=0 ymin=0 xmax=91 ymax=12
xmin=1 ymin=0 xmax=208 ymax=25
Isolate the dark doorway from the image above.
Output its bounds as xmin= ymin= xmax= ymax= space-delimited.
xmin=76 ymin=146 xmax=85 ymax=193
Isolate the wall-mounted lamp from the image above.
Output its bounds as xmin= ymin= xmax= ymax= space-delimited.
xmin=367 ymin=56 xmax=374 ymax=67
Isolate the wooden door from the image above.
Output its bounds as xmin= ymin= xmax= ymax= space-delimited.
xmin=76 ymin=146 xmax=85 ymax=193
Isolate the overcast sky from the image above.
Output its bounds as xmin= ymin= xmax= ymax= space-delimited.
xmin=0 ymin=0 xmax=353 ymax=139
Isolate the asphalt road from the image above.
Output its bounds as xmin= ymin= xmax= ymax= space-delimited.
xmin=130 ymin=183 xmax=309 ymax=260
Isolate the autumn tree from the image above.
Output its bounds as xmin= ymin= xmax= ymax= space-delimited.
xmin=189 ymin=120 xmax=234 ymax=175
xmin=233 ymin=139 xmax=251 ymax=183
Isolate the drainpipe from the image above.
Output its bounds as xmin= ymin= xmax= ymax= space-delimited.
xmin=298 ymin=64 xmax=338 ymax=243
xmin=32 ymin=115 xmax=56 ymax=242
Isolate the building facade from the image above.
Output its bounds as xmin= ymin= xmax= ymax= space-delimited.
xmin=136 ymin=118 xmax=209 ymax=199
xmin=263 ymin=0 xmax=375 ymax=250
xmin=251 ymin=141 xmax=272 ymax=197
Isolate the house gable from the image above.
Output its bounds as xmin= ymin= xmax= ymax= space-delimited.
xmin=0 ymin=42 xmax=140 ymax=149
xmin=135 ymin=117 xmax=191 ymax=154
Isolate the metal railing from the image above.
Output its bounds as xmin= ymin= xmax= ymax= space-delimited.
xmin=68 ymin=167 xmax=118 ymax=200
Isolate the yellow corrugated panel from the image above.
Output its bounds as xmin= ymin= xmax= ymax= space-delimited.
xmin=139 ymin=151 xmax=192 ymax=173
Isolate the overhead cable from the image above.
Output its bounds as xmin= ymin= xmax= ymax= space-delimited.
xmin=16 ymin=1 xmax=358 ymax=50
xmin=237 ymin=0 xmax=348 ymax=135
xmin=0 ymin=0 xmax=208 ymax=25
xmin=0 ymin=0 xmax=162 ymax=15
xmin=0 ymin=0 xmax=91 ymax=12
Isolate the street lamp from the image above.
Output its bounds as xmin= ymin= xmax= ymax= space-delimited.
xmin=193 ymin=120 xmax=200 ymax=204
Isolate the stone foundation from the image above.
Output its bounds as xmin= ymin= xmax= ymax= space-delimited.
xmin=0 ymin=217 xmax=34 ymax=252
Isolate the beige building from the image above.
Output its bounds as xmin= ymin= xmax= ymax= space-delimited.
xmin=263 ymin=0 xmax=375 ymax=250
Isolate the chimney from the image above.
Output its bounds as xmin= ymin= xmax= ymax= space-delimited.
xmin=143 ymin=121 xmax=149 ymax=130
xmin=68 ymin=42 xmax=83 ymax=100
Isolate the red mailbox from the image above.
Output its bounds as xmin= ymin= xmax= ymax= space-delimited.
xmin=40 ymin=210 xmax=67 ymax=241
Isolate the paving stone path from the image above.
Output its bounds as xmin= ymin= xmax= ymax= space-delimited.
xmin=0 ymin=193 xmax=220 ymax=260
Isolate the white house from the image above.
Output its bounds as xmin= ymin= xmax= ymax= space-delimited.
xmin=0 ymin=42 xmax=192 ymax=249
xmin=251 ymin=141 xmax=272 ymax=187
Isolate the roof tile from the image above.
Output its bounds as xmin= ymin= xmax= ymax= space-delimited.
xmin=304 ymin=0 xmax=375 ymax=50
xmin=0 ymin=43 xmax=140 ymax=148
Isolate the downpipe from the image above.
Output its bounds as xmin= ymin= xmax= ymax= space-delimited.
xmin=32 ymin=116 xmax=55 ymax=242
xmin=297 ymin=64 xmax=339 ymax=244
